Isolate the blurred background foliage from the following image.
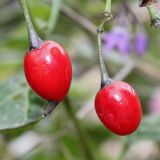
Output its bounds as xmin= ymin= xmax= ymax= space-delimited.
xmin=1 ymin=0 xmax=160 ymax=160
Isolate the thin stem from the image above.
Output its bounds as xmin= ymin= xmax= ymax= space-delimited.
xmin=114 ymin=60 xmax=135 ymax=81
xmin=61 ymin=4 xmax=97 ymax=35
xmin=47 ymin=0 xmax=62 ymax=34
xmin=64 ymin=97 xmax=95 ymax=160
xmin=97 ymin=15 xmax=113 ymax=88
xmin=19 ymin=0 xmax=42 ymax=50
xmin=147 ymin=4 xmax=160 ymax=27
xmin=105 ymin=0 xmax=111 ymax=13
xmin=97 ymin=0 xmax=113 ymax=88
xmin=97 ymin=18 xmax=109 ymax=88
xmin=116 ymin=141 xmax=129 ymax=160
xmin=123 ymin=2 xmax=139 ymax=24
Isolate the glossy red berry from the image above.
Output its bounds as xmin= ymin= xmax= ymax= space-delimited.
xmin=95 ymin=81 xmax=142 ymax=136
xmin=24 ymin=40 xmax=72 ymax=102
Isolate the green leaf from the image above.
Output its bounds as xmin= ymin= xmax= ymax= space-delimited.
xmin=128 ymin=114 xmax=160 ymax=141
xmin=0 ymin=74 xmax=44 ymax=133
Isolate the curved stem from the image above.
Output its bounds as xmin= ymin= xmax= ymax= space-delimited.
xmin=147 ymin=4 xmax=160 ymax=27
xmin=19 ymin=0 xmax=42 ymax=50
xmin=61 ymin=4 xmax=97 ymax=35
xmin=97 ymin=14 xmax=113 ymax=88
xmin=123 ymin=1 xmax=139 ymax=24
xmin=97 ymin=18 xmax=109 ymax=88
xmin=64 ymin=97 xmax=95 ymax=160
xmin=47 ymin=0 xmax=62 ymax=34
xmin=116 ymin=141 xmax=129 ymax=160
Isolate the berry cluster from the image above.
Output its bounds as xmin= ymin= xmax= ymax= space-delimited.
xmin=21 ymin=0 xmax=142 ymax=136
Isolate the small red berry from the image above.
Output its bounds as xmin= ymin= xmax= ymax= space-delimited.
xmin=95 ymin=81 xmax=142 ymax=135
xmin=24 ymin=40 xmax=72 ymax=102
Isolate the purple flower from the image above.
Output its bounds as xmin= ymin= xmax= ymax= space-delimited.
xmin=102 ymin=32 xmax=116 ymax=54
xmin=135 ymin=32 xmax=148 ymax=56
xmin=102 ymin=27 xmax=131 ymax=56
xmin=148 ymin=89 xmax=160 ymax=114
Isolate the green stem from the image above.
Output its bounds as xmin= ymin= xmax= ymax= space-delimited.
xmin=97 ymin=2 xmax=112 ymax=88
xmin=116 ymin=141 xmax=129 ymax=160
xmin=64 ymin=97 xmax=95 ymax=160
xmin=105 ymin=0 xmax=111 ymax=13
xmin=97 ymin=18 xmax=110 ymax=88
xmin=47 ymin=0 xmax=62 ymax=34
xmin=147 ymin=4 xmax=160 ymax=27
xmin=19 ymin=0 xmax=42 ymax=49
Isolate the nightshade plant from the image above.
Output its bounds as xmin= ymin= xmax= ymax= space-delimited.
xmin=19 ymin=0 xmax=72 ymax=117
xmin=95 ymin=1 xmax=142 ymax=135
xmin=1 ymin=0 xmax=160 ymax=159
xmin=16 ymin=0 xmax=143 ymax=137
xmin=19 ymin=1 xmax=94 ymax=160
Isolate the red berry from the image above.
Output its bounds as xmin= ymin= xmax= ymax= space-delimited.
xmin=95 ymin=81 xmax=142 ymax=135
xmin=24 ymin=41 xmax=72 ymax=101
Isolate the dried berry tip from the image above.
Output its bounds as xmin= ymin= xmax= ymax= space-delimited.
xmin=139 ymin=0 xmax=157 ymax=7
xmin=42 ymin=101 xmax=59 ymax=117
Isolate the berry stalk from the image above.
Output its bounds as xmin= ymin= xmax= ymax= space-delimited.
xmin=19 ymin=0 xmax=42 ymax=50
xmin=97 ymin=0 xmax=113 ymax=88
xmin=64 ymin=97 xmax=95 ymax=160
xmin=105 ymin=0 xmax=111 ymax=13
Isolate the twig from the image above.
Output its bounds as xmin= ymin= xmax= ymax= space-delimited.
xmin=64 ymin=96 xmax=95 ymax=160
xmin=61 ymin=4 xmax=97 ymax=35
xmin=135 ymin=60 xmax=160 ymax=83
xmin=116 ymin=141 xmax=129 ymax=160
xmin=114 ymin=60 xmax=135 ymax=81
xmin=47 ymin=0 xmax=62 ymax=34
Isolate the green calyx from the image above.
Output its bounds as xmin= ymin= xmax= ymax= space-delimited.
xmin=147 ymin=4 xmax=160 ymax=27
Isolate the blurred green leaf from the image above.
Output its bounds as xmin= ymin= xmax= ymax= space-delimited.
xmin=128 ymin=114 xmax=160 ymax=141
xmin=0 ymin=74 xmax=44 ymax=133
